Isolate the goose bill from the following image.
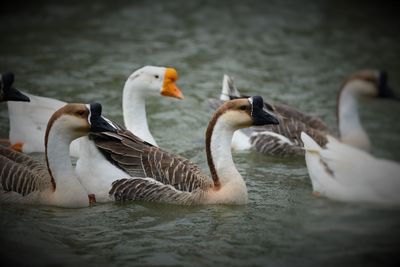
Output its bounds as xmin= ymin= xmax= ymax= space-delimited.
xmin=161 ymin=81 xmax=183 ymax=99
xmin=5 ymin=87 xmax=30 ymax=102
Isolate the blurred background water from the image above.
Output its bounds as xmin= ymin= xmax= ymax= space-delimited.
xmin=1 ymin=0 xmax=400 ymax=266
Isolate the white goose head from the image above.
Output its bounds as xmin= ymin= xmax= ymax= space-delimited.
xmin=125 ymin=66 xmax=183 ymax=99
xmin=122 ymin=66 xmax=184 ymax=146
xmin=0 ymin=72 xmax=30 ymax=102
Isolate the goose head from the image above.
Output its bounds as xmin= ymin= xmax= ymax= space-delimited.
xmin=45 ymin=103 xmax=117 ymax=144
xmin=342 ymin=70 xmax=397 ymax=99
xmin=0 ymin=72 xmax=30 ymax=102
xmin=124 ymin=66 xmax=183 ymax=99
xmin=214 ymin=95 xmax=279 ymax=130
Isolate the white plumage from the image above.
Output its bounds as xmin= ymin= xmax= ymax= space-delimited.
xmin=301 ymin=132 xmax=400 ymax=205
xmin=6 ymin=66 xmax=183 ymax=155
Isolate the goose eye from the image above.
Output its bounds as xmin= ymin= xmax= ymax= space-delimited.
xmin=76 ymin=110 xmax=85 ymax=117
xmin=154 ymin=75 xmax=159 ymax=79
xmin=239 ymin=105 xmax=247 ymax=110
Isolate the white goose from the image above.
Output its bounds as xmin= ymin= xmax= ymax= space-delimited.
xmin=76 ymin=96 xmax=279 ymax=204
xmin=209 ymin=70 xmax=397 ymax=156
xmin=301 ymin=132 xmax=400 ymax=205
xmin=7 ymin=66 xmax=183 ymax=154
xmin=0 ymin=103 xmax=115 ymax=207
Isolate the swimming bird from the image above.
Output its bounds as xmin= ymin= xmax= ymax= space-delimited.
xmin=209 ymin=70 xmax=397 ymax=156
xmin=0 ymin=72 xmax=30 ymax=103
xmin=301 ymin=132 xmax=400 ymax=205
xmin=0 ymin=102 xmax=116 ymax=207
xmin=7 ymin=66 xmax=183 ymax=154
xmin=76 ymin=96 xmax=279 ymax=205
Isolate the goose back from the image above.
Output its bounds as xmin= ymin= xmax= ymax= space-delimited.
xmin=90 ymin=130 xmax=213 ymax=193
xmin=109 ymin=177 xmax=205 ymax=205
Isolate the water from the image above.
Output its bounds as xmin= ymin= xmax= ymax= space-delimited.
xmin=1 ymin=0 xmax=400 ymax=266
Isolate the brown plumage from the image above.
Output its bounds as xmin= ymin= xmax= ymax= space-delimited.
xmin=0 ymin=147 xmax=50 ymax=201
xmin=90 ymin=130 xmax=213 ymax=194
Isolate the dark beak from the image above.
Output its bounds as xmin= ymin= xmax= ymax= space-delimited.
xmin=1 ymin=72 xmax=30 ymax=102
xmin=5 ymin=87 xmax=30 ymax=102
xmin=250 ymin=96 xmax=280 ymax=126
xmin=89 ymin=102 xmax=118 ymax=133
xmin=378 ymin=71 xmax=399 ymax=101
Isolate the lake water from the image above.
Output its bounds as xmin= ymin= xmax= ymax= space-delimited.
xmin=1 ymin=0 xmax=400 ymax=266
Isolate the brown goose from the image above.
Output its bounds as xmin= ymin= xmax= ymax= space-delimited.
xmin=0 ymin=103 xmax=116 ymax=207
xmin=75 ymin=96 xmax=279 ymax=205
xmin=209 ymin=70 xmax=397 ymax=156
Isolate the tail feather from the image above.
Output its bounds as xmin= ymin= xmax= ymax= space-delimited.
xmin=301 ymin=132 xmax=322 ymax=153
xmin=220 ymin=74 xmax=241 ymax=100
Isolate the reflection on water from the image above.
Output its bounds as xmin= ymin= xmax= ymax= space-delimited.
xmin=1 ymin=0 xmax=400 ymax=266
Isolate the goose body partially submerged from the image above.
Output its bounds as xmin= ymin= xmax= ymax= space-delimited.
xmin=0 ymin=103 xmax=114 ymax=207
xmin=76 ymin=96 xmax=279 ymax=205
xmin=301 ymin=132 xmax=400 ymax=205
xmin=210 ymin=70 xmax=397 ymax=156
xmin=7 ymin=66 xmax=183 ymax=154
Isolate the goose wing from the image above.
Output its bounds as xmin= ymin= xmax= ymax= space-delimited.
xmin=273 ymin=103 xmax=329 ymax=132
xmin=0 ymin=147 xmax=51 ymax=201
xmin=249 ymin=131 xmax=304 ymax=156
xmin=90 ymin=130 xmax=213 ymax=192
xmin=109 ymin=177 xmax=204 ymax=205
xmin=248 ymin=117 xmax=329 ymax=156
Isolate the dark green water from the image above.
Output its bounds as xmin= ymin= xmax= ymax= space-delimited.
xmin=1 ymin=1 xmax=400 ymax=266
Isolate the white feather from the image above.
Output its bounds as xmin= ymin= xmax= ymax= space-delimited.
xmin=301 ymin=132 xmax=400 ymax=205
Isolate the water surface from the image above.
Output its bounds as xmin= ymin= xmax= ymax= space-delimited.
xmin=1 ymin=1 xmax=400 ymax=266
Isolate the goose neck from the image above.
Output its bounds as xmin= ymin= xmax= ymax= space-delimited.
xmin=122 ymin=83 xmax=157 ymax=146
xmin=206 ymin=114 xmax=242 ymax=189
xmin=45 ymin=122 xmax=88 ymax=206
xmin=337 ymin=83 xmax=370 ymax=150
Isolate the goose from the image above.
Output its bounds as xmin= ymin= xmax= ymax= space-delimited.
xmin=0 ymin=72 xmax=30 ymax=103
xmin=6 ymin=66 xmax=183 ymax=154
xmin=209 ymin=70 xmax=397 ymax=156
xmin=0 ymin=102 xmax=116 ymax=207
xmin=301 ymin=132 xmax=400 ymax=205
xmin=76 ymin=96 xmax=279 ymax=204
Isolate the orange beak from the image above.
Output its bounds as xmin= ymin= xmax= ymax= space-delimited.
xmin=161 ymin=68 xmax=184 ymax=100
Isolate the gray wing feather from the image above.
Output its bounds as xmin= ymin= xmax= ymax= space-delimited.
xmin=90 ymin=130 xmax=212 ymax=192
xmin=273 ymin=103 xmax=329 ymax=132
xmin=109 ymin=178 xmax=203 ymax=205
xmin=249 ymin=133 xmax=305 ymax=156
xmin=0 ymin=147 xmax=50 ymax=200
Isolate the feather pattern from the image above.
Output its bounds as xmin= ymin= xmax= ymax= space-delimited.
xmin=0 ymin=147 xmax=50 ymax=201
xmin=109 ymin=177 xmax=204 ymax=205
xmin=90 ymin=130 xmax=213 ymax=194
